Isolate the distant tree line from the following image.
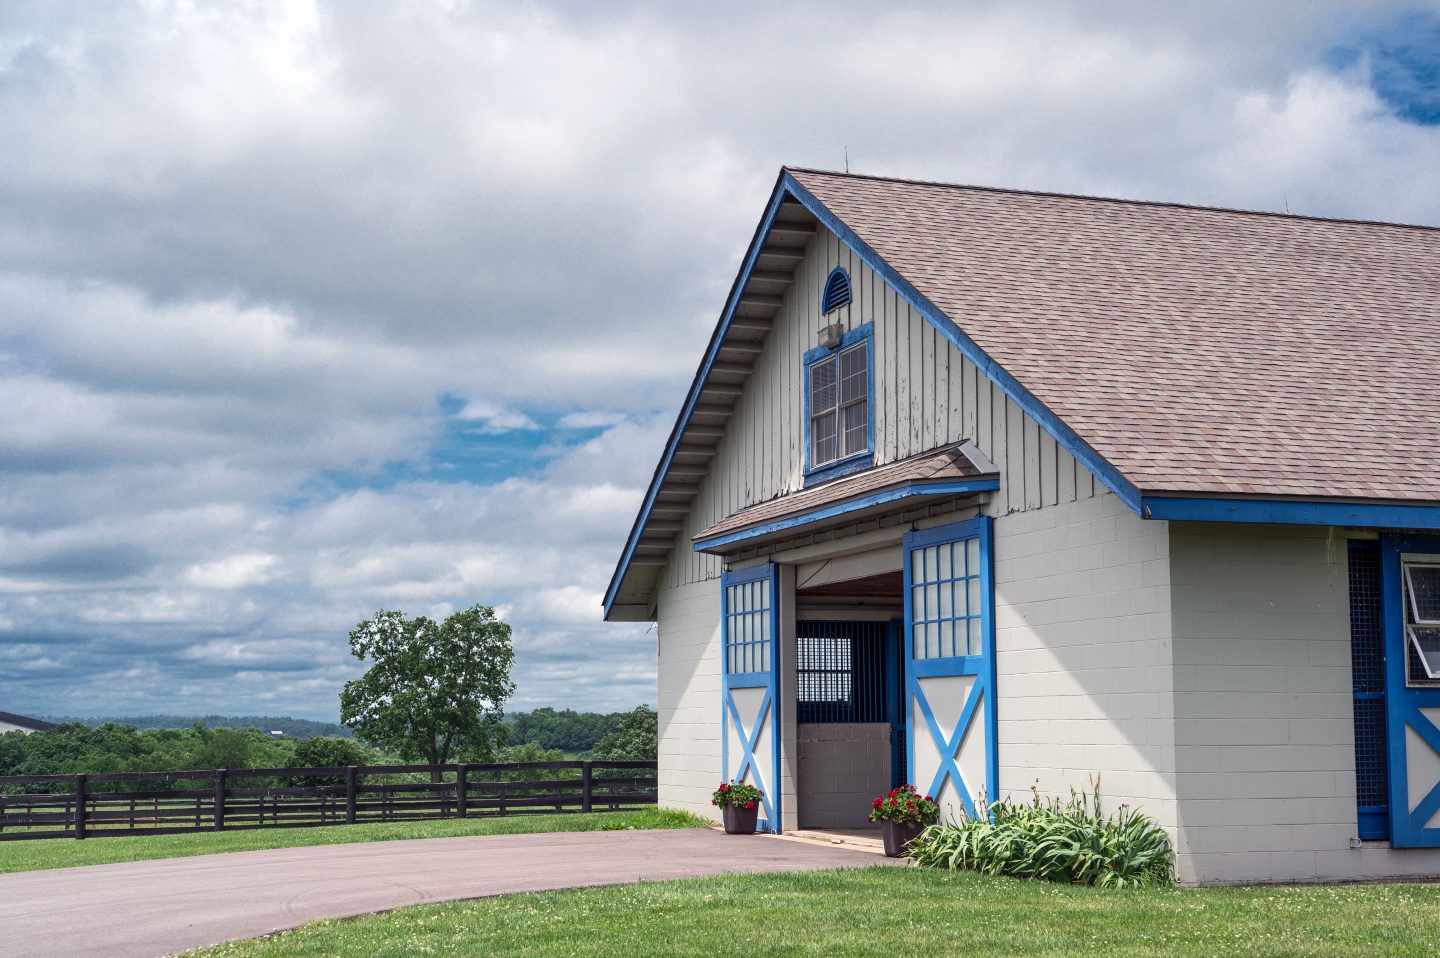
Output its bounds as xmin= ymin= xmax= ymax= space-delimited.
xmin=48 ymin=715 xmax=353 ymax=739
xmin=1 ymin=706 xmax=657 ymax=783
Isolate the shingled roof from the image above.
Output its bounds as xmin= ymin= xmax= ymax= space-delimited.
xmin=693 ymin=441 xmax=998 ymax=552
xmin=789 ymin=168 xmax=1440 ymax=503
xmin=604 ymin=168 xmax=1440 ymax=620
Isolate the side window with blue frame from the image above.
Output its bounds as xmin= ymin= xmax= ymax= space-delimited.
xmin=804 ymin=323 xmax=873 ymax=484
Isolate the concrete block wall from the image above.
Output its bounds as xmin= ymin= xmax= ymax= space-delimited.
xmin=992 ymin=491 xmax=1178 ymax=831
xmin=797 ymin=723 xmax=891 ymax=829
xmin=655 ymin=579 xmax=723 ymax=823
xmin=1170 ymin=524 xmax=1440 ymax=884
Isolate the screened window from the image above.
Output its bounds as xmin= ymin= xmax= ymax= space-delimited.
xmin=795 ymin=621 xmax=888 ymax=723
xmin=1402 ymin=558 xmax=1440 ymax=685
xmin=797 ymin=635 xmax=851 ymax=704
xmin=808 ymin=340 xmax=869 ymax=468
xmin=911 ymin=536 xmax=983 ymax=660
xmin=724 ymin=577 xmax=771 ymax=675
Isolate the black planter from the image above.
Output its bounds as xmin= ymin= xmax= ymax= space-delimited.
xmin=880 ymin=819 xmax=926 ymax=857
xmin=722 ymin=803 xmax=759 ymax=835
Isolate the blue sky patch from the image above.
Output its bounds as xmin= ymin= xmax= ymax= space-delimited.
xmin=1330 ymin=11 xmax=1440 ymax=125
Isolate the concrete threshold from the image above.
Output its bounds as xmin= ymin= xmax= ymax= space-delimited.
xmin=772 ymin=828 xmax=890 ymax=857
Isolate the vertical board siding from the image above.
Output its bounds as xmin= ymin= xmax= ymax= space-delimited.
xmin=666 ymin=226 xmax=1098 ymax=588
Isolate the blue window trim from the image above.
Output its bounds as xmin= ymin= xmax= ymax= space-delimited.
xmin=1379 ymin=534 xmax=1440 ymax=848
xmin=692 ymin=477 xmax=1000 ymax=553
xmin=720 ymin=562 xmax=783 ymax=833
xmin=902 ymin=516 xmax=998 ymax=820
xmin=802 ymin=323 xmax=875 ymax=487
xmin=821 ymin=267 xmax=851 ymax=313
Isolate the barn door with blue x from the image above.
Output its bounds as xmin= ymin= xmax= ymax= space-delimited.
xmin=1382 ymin=536 xmax=1440 ymax=847
xmin=905 ymin=516 xmax=998 ymax=823
xmin=721 ymin=563 xmax=782 ymax=832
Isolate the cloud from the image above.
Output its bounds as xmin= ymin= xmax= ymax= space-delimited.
xmin=455 ymin=401 xmax=541 ymax=434
xmin=1 ymin=0 xmax=1438 ymax=719
xmin=185 ymin=554 xmax=281 ymax=590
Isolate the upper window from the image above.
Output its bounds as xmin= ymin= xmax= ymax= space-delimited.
xmin=806 ymin=326 xmax=872 ymax=476
xmin=821 ymin=268 xmax=851 ymax=313
xmin=1403 ymin=558 xmax=1440 ymax=683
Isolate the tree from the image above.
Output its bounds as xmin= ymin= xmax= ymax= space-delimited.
xmin=284 ymin=736 xmax=375 ymax=787
xmin=587 ymin=705 xmax=657 ymax=762
xmin=340 ymin=605 xmax=515 ymax=775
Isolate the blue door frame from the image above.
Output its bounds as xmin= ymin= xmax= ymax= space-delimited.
xmin=1380 ymin=535 xmax=1440 ymax=847
xmin=721 ymin=563 xmax=782 ymax=833
xmin=903 ymin=516 xmax=998 ymax=819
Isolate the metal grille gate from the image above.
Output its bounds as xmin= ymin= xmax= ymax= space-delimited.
xmin=1349 ymin=540 xmax=1388 ymax=839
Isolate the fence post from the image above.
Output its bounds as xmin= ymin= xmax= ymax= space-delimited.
xmin=581 ymin=761 xmax=593 ymax=814
xmin=456 ymin=764 xmax=468 ymax=818
xmin=213 ymin=769 xmax=227 ymax=830
xmin=74 ymin=773 xmax=87 ymax=840
xmin=345 ymin=766 xmax=357 ymax=824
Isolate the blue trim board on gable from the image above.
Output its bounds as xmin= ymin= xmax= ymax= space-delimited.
xmin=603 ymin=176 xmax=795 ymax=618
xmin=692 ymin=477 xmax=1000 ymax=553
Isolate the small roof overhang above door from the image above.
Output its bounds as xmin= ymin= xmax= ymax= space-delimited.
xmin=693 ymin=441 xmax=998 ymax=555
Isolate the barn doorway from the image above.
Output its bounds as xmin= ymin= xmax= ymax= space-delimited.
xmin=793 ymin=569 xmax=905 ymax=830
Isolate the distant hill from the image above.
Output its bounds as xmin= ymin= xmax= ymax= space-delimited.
xmin=47 ymin=715 xmax=353 ymax=739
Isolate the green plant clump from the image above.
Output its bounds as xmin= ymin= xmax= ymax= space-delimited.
xmin=909 ymin=777 xmax=1173 ymax=888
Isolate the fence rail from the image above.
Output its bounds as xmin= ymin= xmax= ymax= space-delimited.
xmin=0 ymin=760 xmax=657 ymax=841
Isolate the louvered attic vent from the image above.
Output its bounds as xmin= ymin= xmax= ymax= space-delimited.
xmin=821 ymin=268 xmax=851 ymax=313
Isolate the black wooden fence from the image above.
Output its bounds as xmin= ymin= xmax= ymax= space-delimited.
xmin=0 ymin=760 xmax=657 ymax=841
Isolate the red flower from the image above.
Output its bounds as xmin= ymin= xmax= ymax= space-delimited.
xmin=871 ymin=798 xmax=882 ymax=809
xmin=888 ymin=789 xmax=898 ymax=797
xmin=719 ymin=783 xmax=730 ymax=791
xmin=745 ymin=801 xmax=755 ymax=809
xmin=925 ymin=796 xmax=934 ymax=803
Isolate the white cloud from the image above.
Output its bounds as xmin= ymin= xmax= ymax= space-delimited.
xmin=185 ymin=554 xmax=281 ymax=590
xmin=455 ymin=401 xmax=541 ymax=434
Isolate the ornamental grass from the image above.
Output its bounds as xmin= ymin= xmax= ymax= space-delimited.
xmin=908 ymin=776 xmax=1173 ymax=889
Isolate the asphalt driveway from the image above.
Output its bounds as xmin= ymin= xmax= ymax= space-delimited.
xmin=0 ymin=828 xmax=889 ymax=958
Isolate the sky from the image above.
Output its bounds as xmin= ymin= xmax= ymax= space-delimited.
xmin=2 ymin=1 xmax=1440 ymax=721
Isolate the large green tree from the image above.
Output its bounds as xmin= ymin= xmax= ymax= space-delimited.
xmin=339 ymin=605 xmax=515 ymax=771
xmin=587 ymin=705 xmax=657 ymax=762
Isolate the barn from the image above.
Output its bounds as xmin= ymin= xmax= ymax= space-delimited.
xmin=603 ymin=168 xmax=1440 ymax=885
xmin=0 ymin=711 xmax=57 ymax=735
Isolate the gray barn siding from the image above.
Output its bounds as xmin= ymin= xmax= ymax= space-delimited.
xmin=663 ymin=225 xmax=1097 ymax=591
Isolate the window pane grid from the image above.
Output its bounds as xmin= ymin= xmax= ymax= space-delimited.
xmin=725 ymin=579 xmax=772 ymax=676
xmin=911 ymin=537 xmax=983 ymax=661
xmin=796 ymin=621 xmax=887 ymax=723
xmin=1401 ymin=558 xmax=1440 ymax=687
xmin=808 ymin=341 xmax=869 ymax=469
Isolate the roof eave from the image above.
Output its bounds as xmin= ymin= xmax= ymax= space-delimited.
xmin=1142 ymin=493 xmax=1440 ymax=530
xmin=693 ymin=477 xmax=1000 ymax=555
xmin=602 ymin=171 xmax=800 ymax=621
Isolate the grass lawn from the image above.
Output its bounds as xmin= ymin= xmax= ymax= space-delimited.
xmin=0 ymin=807 xmax=706 ymax=875
xmin=187 ymin=866 xmax=1440 ymax=958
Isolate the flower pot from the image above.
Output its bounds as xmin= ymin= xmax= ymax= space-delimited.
xmin=880 ymin=819 xmax=926 ymax=857
xmin=722 ymin=803 xmax=759 ymax=835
